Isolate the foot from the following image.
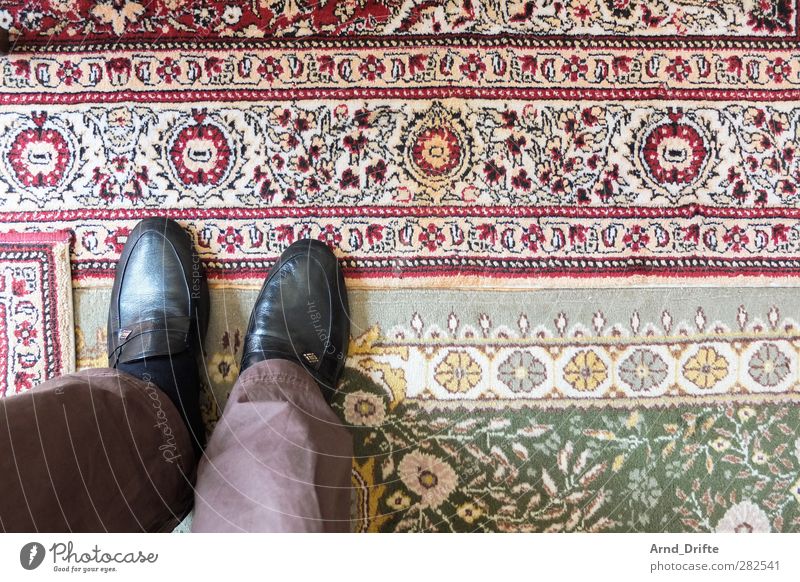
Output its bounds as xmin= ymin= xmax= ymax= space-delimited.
xmin=241 ymin=239 xmax=350 ymax=400
xmin=107 ymin=217 xmax=209 ymax=373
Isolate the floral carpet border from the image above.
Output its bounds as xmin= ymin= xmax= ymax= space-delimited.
xmin=0 ymin=230 xmax=75 ymax=396
xmin=7 ymin=88 xmax=800 ymax=106
xmin=6 ymin=46 xmax=800 ymax=96
xmin=3 ymin=207 xmax=800 ymax=284
xmin=3 ymin=0 xmax=799 ymax=47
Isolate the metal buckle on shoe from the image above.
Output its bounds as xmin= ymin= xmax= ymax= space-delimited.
xmin=303 ymin=352 xmax=319 ymax=364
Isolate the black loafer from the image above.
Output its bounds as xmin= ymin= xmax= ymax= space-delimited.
xmin=108 ymin=218 xmax=208 ymax=368
xmin=241 ymin=239 xmax=350 ymax=400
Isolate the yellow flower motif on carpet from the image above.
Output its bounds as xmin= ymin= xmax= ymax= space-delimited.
xmin=563 ymin=350 xmax=607 ymax=392
xmin=208 ymin=352 xmax=240 ymax=385
xmin=457 ymin=501 xmax=484 ymax=524
xmin=683 ymin=347 xmax=729 ymax=389
xmin=710 ymin=437 xmax=731 ymax=452
xmin=738 ymin=407 xmax=756 ymax=422
xmin=398 ymin=451 xmax=457 ymax=508
xmin=386 ymin=490 xmax=411 ymax=511
xmin=434 ymin=350 xmax=482 ymax=393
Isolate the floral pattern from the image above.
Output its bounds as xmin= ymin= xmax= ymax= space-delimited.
xmin=4 ymin=102 xmax=800 ymax=211
xmin=618 ymin=349 xmax=668 ymax=393
xmin=0 ymin=233 xmax=73 ymax=397
xmin=626 ymin=467 xmax=664 ymax=517
xmin=683 ymin=346 xmax=729 ymax=390
xmin=456 ymin=501 xmax=484 ymax=524
xmin=397 ymin=451 xmax=458 ymax=509
xmin=563 ymin=350 xmax=608 ymax=392
xmin=386 ymin=490 xmax=411 ymax=511
xmin=343 ymin=390 xmax=386 ymax=427
xmin=343 ymin=371 xmax=800 ymax=531
xmin=72 ymin=287 xmax=800 ymax=531
xmin=341 ymin=303 xmax=798 ymax=403
xmin=6 ymin=100 xmax=800 ymax=286
xmin=25 ymin=213 xmax=800 ymax=285
xmin=715 ymin=501 xmax=772 ymax=533
xmin=0 ymin=0 xmax=792 ymax=44
xmin=11 ymin=49 xmax=800 ymax=95
xmin=17 ymin=0 xmax=800 ymax=536
xmin=410 ymin=126 xmax=462 ymax=179
xmin=498 ymin=350 xmax=547 ymax=393
xmin=434 ymin=350 xmax=482 ymax=394
xmin=90 ymin=1 xmax=144 ymax=36
xmin=748 ymin=343 xmax=792 ymax=388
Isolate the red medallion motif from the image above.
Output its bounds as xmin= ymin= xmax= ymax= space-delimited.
xmin=410 ymin=126 xmax=463 ymax=178
xmin=641 ymin=122 xmax=709 ymax=186
xmin=168 ymin=120 xmax=233 ymax=186
xmin=7 ymin=128 xmax=71 ymax=188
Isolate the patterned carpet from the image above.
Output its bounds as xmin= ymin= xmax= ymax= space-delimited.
xmin=1 ymin=0 xmax=800 ymax=531
xmin=0 ymin=231 xmax=74 ymax=396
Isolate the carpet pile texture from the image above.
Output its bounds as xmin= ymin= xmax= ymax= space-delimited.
xmin=1 ymin=0 xmax=800 ymax=531
xmin=0 ymin=230 xmax=74 ymax=396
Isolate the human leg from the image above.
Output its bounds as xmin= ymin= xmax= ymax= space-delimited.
xmin=0 ymin=369 xmax=196 ymax=532
xmin=192 ymin=239 xmax=353 ymax=532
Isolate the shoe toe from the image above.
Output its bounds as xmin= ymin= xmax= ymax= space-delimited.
xmin=242 ymin=239 xmax=350 ymax=389
xmin=108 ymin=218 xmax=208 ymax=366
xmin=118 ymin=230 xmax=189 ymax=324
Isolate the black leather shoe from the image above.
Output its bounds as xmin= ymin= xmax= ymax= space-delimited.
xmin=241 ymin=239 xmax=350 ymax=400
xmin=108 ymin=218 xmax=208 ymax=368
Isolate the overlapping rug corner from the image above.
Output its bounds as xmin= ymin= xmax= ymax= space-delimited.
xmin=0 ymin=230 xmax=75 ymax=397
xmin=3 ymin=0 xmax=800 ymax=531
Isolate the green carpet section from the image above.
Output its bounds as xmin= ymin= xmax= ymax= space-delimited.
xmin=73 ymin=286 xmax=800 ymax=531
xmin=343 ymin=385 xmax=800 ymax=532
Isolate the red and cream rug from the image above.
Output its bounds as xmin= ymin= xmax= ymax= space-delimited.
xmin=0 ymin=231 xmax=74 ymax=397
xmin=1 ymin=0 xmax=800 ymax=531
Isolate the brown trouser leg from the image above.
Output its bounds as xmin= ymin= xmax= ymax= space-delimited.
xmin=191 ymin=359 xmax=353 ymax=532
xmin=0 ymin=369 xmax=196 ymax=532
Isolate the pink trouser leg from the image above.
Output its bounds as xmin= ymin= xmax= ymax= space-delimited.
xmin=191 ymin=359 xmax=353 ymax=532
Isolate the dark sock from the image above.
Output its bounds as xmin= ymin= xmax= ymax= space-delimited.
xmin=118 ymin=350 xmax=205 ymax=453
